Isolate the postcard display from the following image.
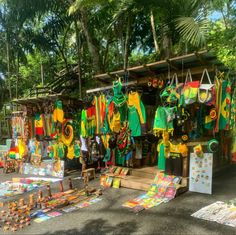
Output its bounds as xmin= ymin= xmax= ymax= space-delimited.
xmin=189 ymin=153 xmax=213 ymax=194
xmin=20 ymin=160 xmax=64 ymax=178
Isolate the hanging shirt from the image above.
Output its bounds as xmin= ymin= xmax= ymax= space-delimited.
xmin=80 ymin=109 xmax=87 ymax=137
xmin=153 ymin=106 xmax=176 ymax=136
xmin=35 ymin=114 xmax=44 ymax=136
xmin=169 ymin=142 xmax=188 ymax=158
xmin=74 ymin=143 xmax=81 ymax=158
xmin=67 ymin=145 xmax=75 ymax=160
xmin=109 ymin=111 xmax=121 ymax=133
xmin=128 ymin=106 xmax=141 ymax=137
xmin=128 ymin=91 xmax=146 ymax=124
xmin=157 ymin=141 xmax=166 ymax=170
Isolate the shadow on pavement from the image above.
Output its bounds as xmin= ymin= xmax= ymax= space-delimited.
xmin=43 ymin=218 xmax=138 ymax=235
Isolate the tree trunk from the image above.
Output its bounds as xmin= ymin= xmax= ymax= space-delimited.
xmin=6 ymin=32 xmax=12 ymax=100
xmin=16 ymin=52 xmax=19 ymax=99
xmin=79 ymin=8 xmax=103 ymax=74
xmin=55 ymin=41 xmax=69 ymax=73
xmin=41 ymin=63 xmax=44 ymax=86
xmin=161 ymin=27 xmax=172 ymax=59
xmin=150 ymin=10 xmax=159 ymax=54
xmin=124 ymin=14 xmax=132 ymax=70
xmin=74 ymin=20 xmax=82 ymax=99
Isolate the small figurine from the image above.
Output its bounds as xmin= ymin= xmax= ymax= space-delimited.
xmin=59 ymin=181 xmax=64 ymax=192
xmin=68 ymin=178 xmax=73 ymax=190
xmin=47 ymin=185 xmax=52 ymax=199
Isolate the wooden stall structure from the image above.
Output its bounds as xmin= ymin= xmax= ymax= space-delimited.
xmin=6 ymin=66 xmax=84 ymax=176
xmin=87 ymin=50 xmax=235 ymax=192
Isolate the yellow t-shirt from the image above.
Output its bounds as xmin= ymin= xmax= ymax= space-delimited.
xmin=169 ymin=143 xmax=188 ymax=158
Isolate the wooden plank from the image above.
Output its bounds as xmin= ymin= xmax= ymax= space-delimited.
xmin=86 ymin=80 xmax=137 ymax=93
xmin=93 ymin=50 xmax=209 ymax=81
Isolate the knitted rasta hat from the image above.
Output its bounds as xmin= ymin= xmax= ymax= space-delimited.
xmin=207 ymin=139 xmax=219 ymax=153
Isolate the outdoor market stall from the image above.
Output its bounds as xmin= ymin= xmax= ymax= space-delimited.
xmin=6 ymin=94 xmax=84 ymax=177
xmin=82 ymin=51 xmax=235 ymax=193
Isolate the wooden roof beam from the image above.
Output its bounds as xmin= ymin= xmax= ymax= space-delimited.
xmin=143 ymin=64 xmax=158 ymax=77
xmin=128 ymin=71 xmax=140 ymax=79
xmin=166 ymin=59 xmax=178 ymax=71
xmin=195 ymin=51 xmax=209 ymax=66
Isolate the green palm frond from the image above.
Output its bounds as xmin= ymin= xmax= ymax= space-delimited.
xmin=68 ymin=0 xmax=110 ymax=15
xmin=175 ymin=16 xmax=209 ymax=47
xmin=107 ymin=0 xmax=136 ymax=29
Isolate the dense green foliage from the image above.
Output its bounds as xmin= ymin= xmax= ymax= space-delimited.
xmin=0 ymin=0 xmax=234 ymax=106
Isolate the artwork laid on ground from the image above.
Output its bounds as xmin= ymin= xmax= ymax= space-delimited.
xmin=192 ymin=199 xmax=236 ymax=227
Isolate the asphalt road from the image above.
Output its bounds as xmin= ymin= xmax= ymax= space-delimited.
xmin=0 ymin=165 xmax=236 ymax=235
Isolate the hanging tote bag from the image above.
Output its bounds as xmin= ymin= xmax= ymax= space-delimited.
xmin=183 ymin=69 xmax=200 ymax=105
xmin=160 ymin=73 xmax=179 ymax=104
xmin=198 ymin=68 xmax=215 ymax=105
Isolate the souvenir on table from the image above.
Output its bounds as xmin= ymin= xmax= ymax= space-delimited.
xmin=30 ymin=154 xmax=42 ymax=167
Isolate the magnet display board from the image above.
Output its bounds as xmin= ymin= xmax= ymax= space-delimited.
xmin=189 ymin=153 xmax=213 ymax=194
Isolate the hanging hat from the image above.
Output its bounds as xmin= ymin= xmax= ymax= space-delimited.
xmin=148 ymin=78 xmax=152 ymax=87
xmin=210 ymin=108 xmax=217 ymax=120
xmin=181 ymin=134 xmax=189 ymax=142
xmin=207 ymin=139 xmax=219 ymax=153
xmin=152 ymin=79 xmax=158 ymax=88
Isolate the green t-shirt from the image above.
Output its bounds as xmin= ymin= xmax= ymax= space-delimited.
xmin=157 ymin=141 xmax=166 ymax=171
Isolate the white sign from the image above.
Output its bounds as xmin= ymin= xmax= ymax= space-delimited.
xmin=189 ymin=153 xmax=213 ymax=194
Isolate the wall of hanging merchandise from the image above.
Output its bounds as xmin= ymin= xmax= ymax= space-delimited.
xmin=5 ymin=98 xmax=84 ymax=176
xmin=81 ymin=68 xmax=235 ymax=179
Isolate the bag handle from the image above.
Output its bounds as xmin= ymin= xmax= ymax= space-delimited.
xmin=184 ymin=69 xmax=192 ymax=84
xmin=200 ymin=68 xmax=212 ymax=85
xmin=170 ymin=73 xmax=178 ymax=86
